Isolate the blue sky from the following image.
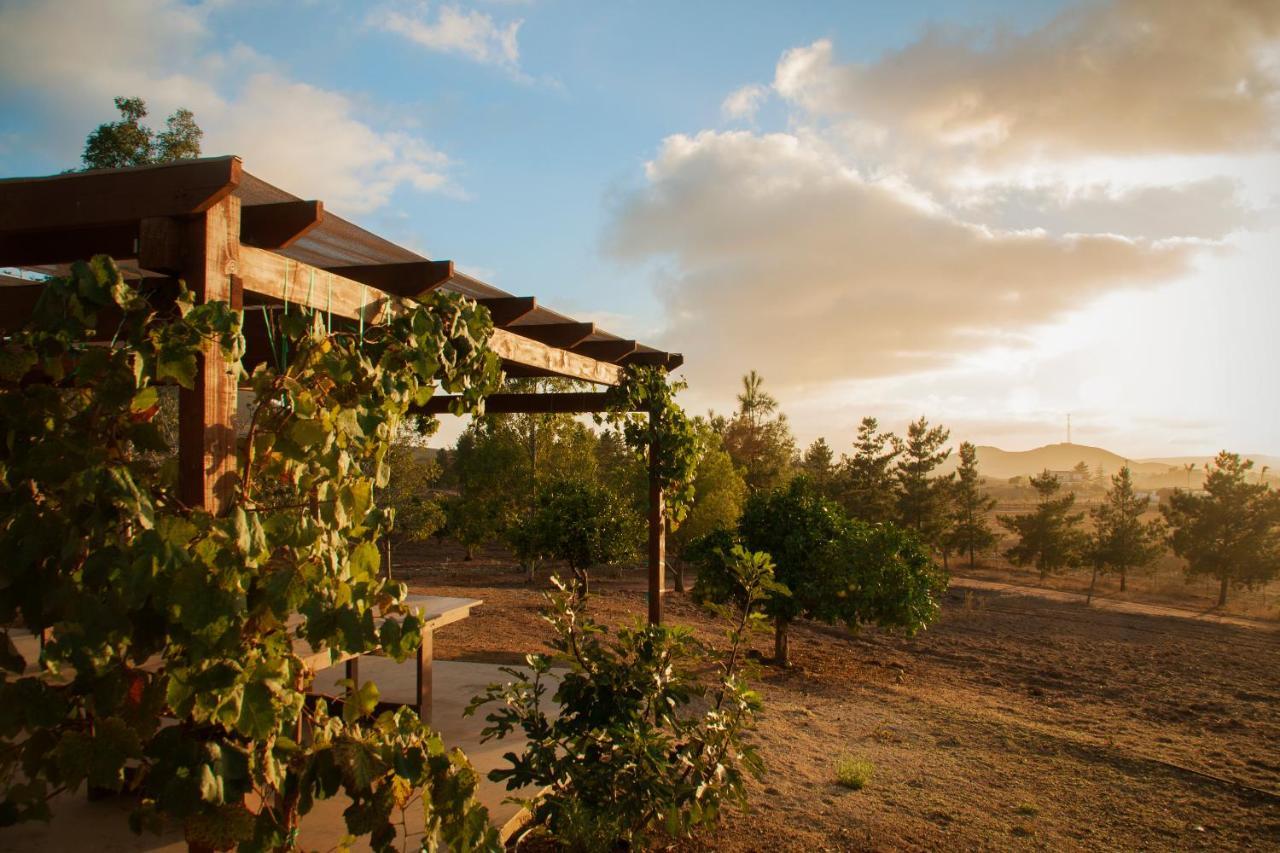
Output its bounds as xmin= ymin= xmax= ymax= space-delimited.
xmin=1 ymin=1 xmax=1277 ymax=457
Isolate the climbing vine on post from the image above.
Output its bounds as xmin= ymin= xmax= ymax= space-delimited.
xmin=599 ymin=365 xmax=703 ymax=527
xmin=0 ymin=257 xmax=503 ymax=850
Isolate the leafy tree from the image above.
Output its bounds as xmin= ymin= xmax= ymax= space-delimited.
xmin=383 ymin=444 xmax=446 ymax=544
xmin=719 ymin=371 xmax=795 ymax=492
xmin=1162 ymin=452 xmax=1280 ymax=606
xmin=692 ymin=478 xmax=944 ymax=666
xmin=669 ymin=438 xmax=747 ymax=592
xmin=999 ymin=470 xmax=1085 ymax=579
xmin=944 ymin=441 xmax=998 ymax=569
xmin=82 ymin=96 xmax=202 ymax=170
xmin=895 ymin=416 xmax=954 ymax=552
xmin=449 ymin=420 xmax=526 ymax=559
xmin=520 ymin=478 xmax=641 ymax=597
xmin=800 ymin=437 xmax=837 ymax=496
xmin=835 ymin=416 xmax=900 ymax=523
xmin=467 ymin=548 xmax=774 ymax=850
xmin=0 ymin=258 xmax=501 ymax=848
xmin=1085 ymin=466 xmax=1164 ymax=597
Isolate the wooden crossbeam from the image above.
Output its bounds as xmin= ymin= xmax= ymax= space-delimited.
xmin=509 ymin=322 xmax=595 ymax=349
xmin=241 ymin=200 xmax=323 ymax=250
xmin=0 ymin=156 xmax=241 ymax=235
xmin=0 ymin=222 xmax=138 ymax=267
xmin=572 ymin=339 xmax=637 ymax=363
xmin=324 ymin=261 xmax=453 ymax=299
xmin=477 ymin=296 xmax=536 ymax=327
xmin=236 ymin=247 xmax=622 ymax=385
xmin=413 ymin=391 xmax=617 ymax=416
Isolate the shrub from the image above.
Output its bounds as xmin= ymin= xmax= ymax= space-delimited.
xmin=467 ymin=547 xmax=776 ymax=850
xmin=835 ymin=755 xmax=874 ymax=790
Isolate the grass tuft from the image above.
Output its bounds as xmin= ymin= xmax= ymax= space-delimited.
xmin=1016 ymin=802 xmax=1039 ymax=816
xmin=834 ymin=755 xmax=874 ymax=790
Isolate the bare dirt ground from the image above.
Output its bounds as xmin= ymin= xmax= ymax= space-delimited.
xmin=394 ymin=542 xmax=1280 ymax=851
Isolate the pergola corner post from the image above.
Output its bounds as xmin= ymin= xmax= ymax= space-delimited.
xmin=170 ymin=195 xmax=242 ymax=514
xmin=647 ymin=413 xmax=665 ymax=625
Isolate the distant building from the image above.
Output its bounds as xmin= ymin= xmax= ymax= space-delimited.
xmin=1048 ymin=469 xmax=1088 ymax=484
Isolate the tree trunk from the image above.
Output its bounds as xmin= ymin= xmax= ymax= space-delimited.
xmin=774 ymin=619 xmax=790 ymax=667
xmin=572 ymin=565 xmax=590 ymax=599
xmin=673 ymin=558 xmax=685 ymax=594
xmin=1119 ymin=570 xmax=1127 ymax=592
xmin=1087 ymin=566 xmax=1098 ymax=604
xmin=1218 ymin=576 xmax=1229 ymax=607
xmin=969 ymin=544 xmax=975 ymax=569
xmin=464 ymin=543 xmax=475 ymax=561
xmin=942 ymin=549 xmax=950 ymax=571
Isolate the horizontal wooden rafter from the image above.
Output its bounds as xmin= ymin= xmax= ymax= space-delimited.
xmin=241 ymin=200 xmax=323 ymax=250
xmin=0 ymin=222 xmax=139 ymax=267
xmin=571 ymin=339 xmax=637 ymax=363
xmin=477 ymin=296 xmax=536 ymax=327
xmin=413 ymin=391 xmax=620 ymax=415
xmin=508 ymin=321 xmax=595 ymax=349
xmin=324 ymin=261 xmax=453 ymax=299
xmin=235 ymin=246 xmax=622 ymax=385
xmin=0 ymin=156 xmax=241 ymax=235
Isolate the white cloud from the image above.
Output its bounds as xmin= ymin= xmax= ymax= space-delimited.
xmin=609 ymin=130 xmax=1191 ymax=391
xmin=721 ymin=84 xmax=768 ymax=121
xmin=371 ymin=3 xmax=523 ymax=75
xmin=0 ymin=0 xmax=457 ymax=214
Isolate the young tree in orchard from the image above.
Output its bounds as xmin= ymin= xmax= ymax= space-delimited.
xmin=0 ymin=259 xmax=501 ymax=848
xmin=449 ymin=421 xmax=527 ymax=559
xmin=944 ymin=442 xmax=998 ymax=569
xmin=1085 ymin=466 xmax=1164 ymax=598
xmin=82 ymin=96 xmax=203 ymax=170
xmin=719 ymin=370 xmax=796 ymax=492
xmin=1161 ymin=452 xmax=1280 ymax=606
xmin=514 ymin=478 xmax=641 ymax=598
xmin=669 ymin=438 xmax=747 ymax=592
xmin=383 ymin=444 xmax=447 ymax=544
xmin=836 ymin=416 xmax=900 ymax=523
xmin=999 ymin=470 xmax=1086 ymax=579
xmin=692 ymin=478 xmax=944 ymax=665
xmin=895 ymin=417 xmax=955 ymax=554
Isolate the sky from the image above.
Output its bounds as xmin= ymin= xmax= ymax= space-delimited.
xmin=1 ymin=0 xmax=1277 ymax=458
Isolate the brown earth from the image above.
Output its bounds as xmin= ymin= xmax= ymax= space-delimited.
xmin=394 ymin=541 xmax=1280 ymax=852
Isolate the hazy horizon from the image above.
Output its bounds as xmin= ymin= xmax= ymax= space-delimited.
xmin=1 ymin=0 xmax=1276 ymax=458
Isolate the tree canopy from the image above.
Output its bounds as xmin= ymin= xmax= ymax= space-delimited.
xmin=1162 ymin=452 xmax=1280 ymax=606
xmin=82 ymin=96 xmax=203 ymax=170
xmin=944 ymin=441 xmax=998 ymax=569
xmin=999 ymin=470 xmax=1085 ymax=579
xmin=1087 ymin=466 xmax=1164 ymax=593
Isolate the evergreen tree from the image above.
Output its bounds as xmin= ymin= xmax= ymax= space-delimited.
xmin=998 ymin=470 xmax=1085 ymax=579
xmin=82 ymin=96 xmax=202 ymax=170
xmin=894 ymin=416 xmax=954 ymax=553
xmin=1162 ymin=452 xmax=1280 ymax=606
xmin=835 ymin=416 xmax=900 ymax=523
xmin=1086 ymin=466 xmax=1164 ymax=596
xmin=800 ymin=437 xmax=836 ymax=496
xmin=669 ymin=439 xmax=747 ymax=592
xmin=719 ymin=371 xmax=795 ymax=492
xmin=944 ymin=441 xmax=997 ymax=568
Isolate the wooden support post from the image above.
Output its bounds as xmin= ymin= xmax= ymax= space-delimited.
xmin=648 ymin=422 xmax=665 ymax=625
xmin=416 ymin=629 xmax=434 ymax=726
xmin=171 ymin=197 xmax=241 ymax=514
xmin=345 ymin=657 xmax=359 ymax=691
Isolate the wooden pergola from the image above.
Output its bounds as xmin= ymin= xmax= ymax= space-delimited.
xmin=0 ymin=156 xmax=682 ymax=624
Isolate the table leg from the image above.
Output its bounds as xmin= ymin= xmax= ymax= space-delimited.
xmin=345 ymin=656 xmax=359 ymax=692
xmin=416 ymin=628 xmax=433 ymax=726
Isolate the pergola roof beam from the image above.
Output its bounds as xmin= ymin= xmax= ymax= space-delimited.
xmin=477 ymin=296 xmax=536 ymax=327
xmin=323 ymin=260 xmax=454 ymax=298
xmin=508 ymin=321 xmax=595 ymax=349
xmin=240 ymin=200 xmax=323 ymax=250
xmin=413 ymin=391 xmax=617 ymax=416
xmin=571 ymin=339 xmax=638 ymax=363
xmin=0 ymin=156 xmax=241 ymax=234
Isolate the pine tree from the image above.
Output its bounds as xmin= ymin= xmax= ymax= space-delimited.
xmin=719 ymin=371 xmax=795 ymax=492
xmin=1086 ymin=466 xmax=1164 ymax=597
xmin=999 ymin=470 xmax=1085 ymax=579
xmin=836 ymin=417 xmax=900 ymax=523
xmin=944 ymin=441 xmax=997 ymax=569
xmin=894 ymin=416 xmax=954 ymax=554
xmin=1162 ymin=452 xmax=1280 ymax=606
xmin=801 ymin=437 xmax=836 ymax=495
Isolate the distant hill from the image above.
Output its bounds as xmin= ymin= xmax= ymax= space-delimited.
xmin=941 ymin=443 xmax=1279 ymax=486
xmin=939 ymin=442 xmax=1164 ymax=480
